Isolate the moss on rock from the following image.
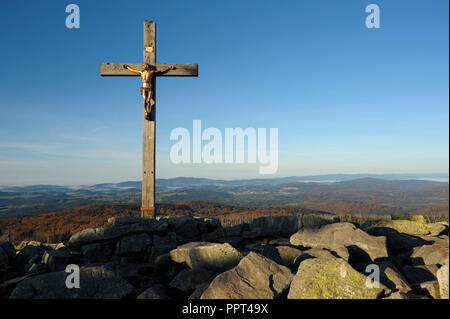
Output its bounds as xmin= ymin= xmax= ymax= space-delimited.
xmin=288 ymin=258 xmax=387 ymax=299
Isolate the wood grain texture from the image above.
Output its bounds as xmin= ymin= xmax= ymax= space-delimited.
xmin=100 ymin=63 xmax=198 ymax=77
xmin=99 ymin=21 xmax=198 ymax=220
xmin=142 ymin=21 xmax=156 ymax=217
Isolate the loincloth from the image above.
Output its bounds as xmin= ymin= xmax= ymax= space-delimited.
xmin=140 ymin=86 xmax=152 ymax=95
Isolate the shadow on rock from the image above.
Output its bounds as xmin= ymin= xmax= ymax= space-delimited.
xmin=367 ymin=227 xmax=434 ymax=256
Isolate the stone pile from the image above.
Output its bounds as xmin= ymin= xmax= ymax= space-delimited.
xmin=0 ymin=214 xmax=448 ymax=299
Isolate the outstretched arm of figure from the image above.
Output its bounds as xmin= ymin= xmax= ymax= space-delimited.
xmin=123 ymin=64 xmax=142 ymax=75
xmin=156 ymin=65 xmax=175 ymax=74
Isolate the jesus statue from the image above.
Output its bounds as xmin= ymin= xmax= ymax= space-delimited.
xmin=123 ymin=63 xmax=175 ymax=119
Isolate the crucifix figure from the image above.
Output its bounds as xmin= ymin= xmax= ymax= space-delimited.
xmin=123 ymin=63 xmax=174 ymax=119
xmin=100 ymin=21 xmax=198 ymax=218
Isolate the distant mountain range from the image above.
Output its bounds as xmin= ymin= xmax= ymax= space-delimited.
xmin=0 ymin=174 xmax=448 ymax=219
xmin=1 ymin=173 xmax=448 ymax=193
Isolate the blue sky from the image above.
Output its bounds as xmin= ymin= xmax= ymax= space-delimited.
xmin=0 ymin=0 xmax=448 ymax=185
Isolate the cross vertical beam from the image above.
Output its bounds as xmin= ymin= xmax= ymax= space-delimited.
xmin=142 ymin=21 xmax=156 ymax=218
xmin=100 ymin=21 xmax=198 ymax=219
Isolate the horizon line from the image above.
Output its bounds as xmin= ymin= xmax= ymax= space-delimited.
xmin=1 ymin=172 xmax=449 ymax=188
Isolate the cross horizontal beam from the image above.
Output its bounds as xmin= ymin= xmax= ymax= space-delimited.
xmin=100 ymin=63 xmax=198 ymax=77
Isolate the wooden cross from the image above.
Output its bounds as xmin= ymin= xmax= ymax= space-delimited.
xmin=100 ymin=21 xmax=198 ymax=218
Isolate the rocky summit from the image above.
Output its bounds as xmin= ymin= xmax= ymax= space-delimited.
xmin=0 ymin=214 xmax=448 ymax=299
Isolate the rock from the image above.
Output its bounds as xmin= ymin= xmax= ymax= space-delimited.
xmin=201 ymin=252 xmax=293 ymax=299
xmin=116 ymin=233 xmax=152 ymax=255
xmin=409 ymin=215 xmax=426 ymax=223
xmin=250 ymin=245 xmax=284 ymax=265
xmin=41 ymin=243 xmax=59 ymax=251
xmin=274 ymin=246 xmax=304 ymax=268
xmin=81 ymin=242 xmax=115 ymax=263
xmin=242 ymin=230 xmax=260 ymax=239
xmin=0 ymin=247 xmax=8 ymax=270
xmin=54 ymin=243 xmax=70 ymax=255
xmin=383 ymin=292 xmax=406 ymax=299
xmin=202 ymin=217 xmax=221 ymax=230
xmin=201 ymin=224 xmax=246 ymax=243
xmin=384 ymin=291 xmax=429 ymax=299
xmin=403 ymin=265 xmax=439 ymax=285
xmin=288 ymin=258 xmax=387 ymax=299
xmin=189 ymin=283 xmax=210 ymax=299
xmin=205 ymin=217 xmax=221 ymax=226
xmin=195 ymin=217 xmax=221 ymax=233
xmin=410 ymin=243 xmax=449 ymax=266
xmin=23 ymin=255 xmax=46 ymax=275
xmin=392 ymin=215 xmax=426 ymax=223
xmin=267 ymin=238 xmax=291 ymax=245
xmin=153 ymin=232 xmax=177 ymax=248
xmin=137 ymin=284 xmax=169 ymax=299
xmin=0 ymin=274 xmax=33 ymax=297
xmin=416 ymin=281 xmax=441 ymax=299
xmin=427 ymin=222 xmax=448 ymax=237
xmin=365 ymin=227 xmax=433 ymax=255
xmin=15 ymin=241 xmax=41 ymax=250
xmin=9 ymin=265 xmax=136 ymax=299
xmin=290 ymin=223 xmax=388 ymax=261
xmin=152 ymin=253 xmax=175 ymax=275
xmin=169 ymin=268 xmax=215 ymax=292
xmin=41 ymin=249 xmax=71 ymax=272
xmin=332 ymin=247 xmax=351 ymax=261
xmin=383 ymin=292 xmax=404 ymax=299
xmin=377 ymin=262 xmax=411 ymax=293
xmin=424 ymin=236 xmax=449 ymax=248
xmin=166 ymin=216 xmax=201 ymax=240
xmin=249 ymin=216 xmax=301 ymax=238
xmin=294 ymin=248 xmax=341 ymax=267
xmin=54 ymin=243 xmax=66 ymax=250
xmin=436 ymin=263 xmax=449 ymax=299
xmin=149 ymin=232 xmax=178 ymax=263
xmin=14 ymin=245 xmax=46 ymax=270
xmin=118 ymin=263 xmax=153 ymax=277
xmin=165 ymin=263 xmax=186 ymax=280
xmin=67 ymin=220 xmax=166 ymax=250
xmin=364 ymin=220 xmax=433 ymax=237
xmin=170 ymin=242 xmax=243 ymax=271
xmin=388 ymin=253 xmax=411 ymax=271
xmin=108 ymin=216 xmax=142 ymax=226
xmin=0 ymin=242 xmax=15 ymax=259
xmin=301 ymin=212 xmax=338 ymax=228
xmin=114 ymin=263 xmax=153 ymax=288
xmin=66 ymin=228 xmax=110 ymax=249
